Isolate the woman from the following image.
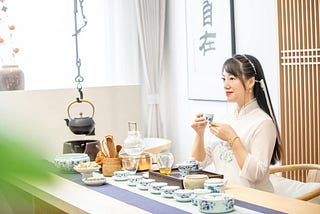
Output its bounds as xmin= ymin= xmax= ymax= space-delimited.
xmin=191 ymin=54 xmax=281 ymax=192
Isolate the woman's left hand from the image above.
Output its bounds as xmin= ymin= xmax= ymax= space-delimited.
xmin=209 ymin=122 xmax=237 ymax=142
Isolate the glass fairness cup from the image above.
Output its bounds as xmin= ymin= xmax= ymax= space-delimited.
xmin=157 ymin=152 xmax=174 ymax=175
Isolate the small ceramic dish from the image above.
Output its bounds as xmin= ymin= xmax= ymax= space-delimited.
xmin=82 ymin=177 xmax=106 ymax=186
xmin=112 ymin=176 xmax=128 ymax=181
xmin=197 ymin=193 xmax=234 ymax=213
xmin=73 ymin=161 xmax=101 ymax=173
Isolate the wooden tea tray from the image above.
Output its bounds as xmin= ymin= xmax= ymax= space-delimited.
xmin=149 ymin=168 xmax=223 ymax=189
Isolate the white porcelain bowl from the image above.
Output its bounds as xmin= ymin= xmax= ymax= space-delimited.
xmin=54 ymin=153 xmax=90 ymax=173
xmin=197 ymin=193 xmax=234 ymax=213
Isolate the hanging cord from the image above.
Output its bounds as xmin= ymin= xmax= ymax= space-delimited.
xmin=73 ymin=0 xmax=88 ymax=102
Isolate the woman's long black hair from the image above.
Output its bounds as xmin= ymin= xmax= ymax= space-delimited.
xmin=222 ymin=54 xmax=281 ymax=165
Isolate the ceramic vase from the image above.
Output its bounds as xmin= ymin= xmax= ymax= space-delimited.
xmin=0 ymin=65 xmax=24 ymax=90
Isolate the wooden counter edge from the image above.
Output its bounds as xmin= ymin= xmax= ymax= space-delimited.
xmin=225 ymin=184 xmax=320 ymax=213
xmin=11 ymin=173 xmax=150 ymax=214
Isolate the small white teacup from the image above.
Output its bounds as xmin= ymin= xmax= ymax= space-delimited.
xmin=204 ymin=178 xmax=227 ymax=193
xmin=127 ymin=175 xmax=143 ymax=186
xmin=137 ymin=178 xmax=155 ymax=190
xmin=190 ymin=188 xmax=211 ymax=206
xmin=149 ymin=182 xmax=168 ymax=194
xmin=161 ymin=186 xmax=180 ymax=198
xmin=113 ymin=170 xmax=129 ymax=181
xmin=173 ymin=189 xmax=194 ymax=202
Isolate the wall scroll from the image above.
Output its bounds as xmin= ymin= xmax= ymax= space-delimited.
xmin=186 ymin=0 xmax=235 ymax=101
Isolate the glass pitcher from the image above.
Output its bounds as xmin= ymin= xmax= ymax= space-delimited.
xmin=123 ymin=121 xmax=144 ymax=156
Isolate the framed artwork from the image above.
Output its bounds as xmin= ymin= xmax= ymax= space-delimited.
xmin=186 ymin=0 xmax=236 ymax=101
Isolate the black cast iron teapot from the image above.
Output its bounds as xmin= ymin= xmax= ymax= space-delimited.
xmin=64 ymin=99 xmax=95 ymax=135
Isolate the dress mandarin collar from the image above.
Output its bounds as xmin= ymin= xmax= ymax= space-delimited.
xmin=235 ymin=98 xmax=259 ymax=118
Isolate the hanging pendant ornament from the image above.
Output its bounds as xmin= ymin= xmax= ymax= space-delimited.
xmin=73 ymin=0 xmax=87 ymax=102
xmin=64 ymin=0 xmax=96 ymax=136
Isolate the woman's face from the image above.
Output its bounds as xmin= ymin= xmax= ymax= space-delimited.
xmin=222 ymin=71 xmax=247 ymax=107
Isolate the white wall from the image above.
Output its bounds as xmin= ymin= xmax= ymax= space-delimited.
xmin=162 ymin=0 xmax=280 ymax=164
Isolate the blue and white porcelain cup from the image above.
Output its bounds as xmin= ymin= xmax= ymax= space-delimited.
xmin=161 ymin=186 xmax=180 ymax=198
xmin=113 ymin=170 xmax=129 ymax=181
xmin=149 ymin=182 xmax=168 ymax=194
xmin=127 ymin=175 xmax=143 ymax=186
xmin=173 ymin=189 xmax=194 ymax=202
xmin=137 ymin=178 xmax=155 ymax=190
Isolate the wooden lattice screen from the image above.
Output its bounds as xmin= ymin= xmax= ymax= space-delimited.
xmin=277 ymin=0 xmax=320 ymax=181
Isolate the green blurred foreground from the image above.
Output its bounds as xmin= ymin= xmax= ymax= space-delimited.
xmin=0 ymin=131 xmax=52 ymax=213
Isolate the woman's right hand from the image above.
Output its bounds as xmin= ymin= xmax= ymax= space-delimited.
xmin=191 ymin=113 xmax=207 ymax=136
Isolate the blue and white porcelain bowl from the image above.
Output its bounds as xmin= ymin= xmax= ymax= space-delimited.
xmin=197 ymin=193 xmax=234 ymax=213
xmin=54 ymin=153 xmax=90 ymax=173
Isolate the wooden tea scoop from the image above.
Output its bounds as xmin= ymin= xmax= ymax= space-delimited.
xmin=116 ymin=144 xmax=122 ymax=157
xmin=101 ymin=138 xmax=110 ymax=158
xmin=95 ymin=144 xmax=107 ymax=157
xmin=105 ymin=135 xmax=117 ymax=158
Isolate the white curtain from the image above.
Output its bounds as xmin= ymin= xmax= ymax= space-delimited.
xmin=135 ymin=0 xmax=166 ymax=137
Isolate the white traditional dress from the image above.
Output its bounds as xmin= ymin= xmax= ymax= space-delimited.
xmin=201 ymin=99 xmax=276 ymax=192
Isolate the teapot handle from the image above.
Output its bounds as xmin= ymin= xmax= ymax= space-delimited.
xmin=67 ymin=99 xmax=95 ymax=119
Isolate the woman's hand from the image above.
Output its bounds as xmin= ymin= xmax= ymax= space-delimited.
xmin=209 ymin=122 xmax=237 ymax=142
xmin=191 ymin=113 xmax=207 ymax=136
